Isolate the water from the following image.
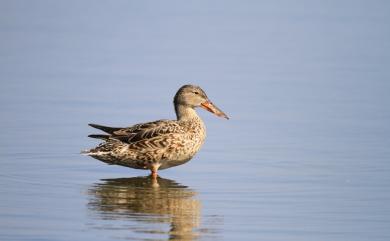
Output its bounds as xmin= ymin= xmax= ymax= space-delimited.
xmin=1 ymin=1 xmax=390 ymax=240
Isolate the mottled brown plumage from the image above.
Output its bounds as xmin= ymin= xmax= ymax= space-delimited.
xmin=83 ymin=85 xmax=228 ymax=177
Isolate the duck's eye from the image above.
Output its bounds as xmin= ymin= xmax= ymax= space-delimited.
xmin=194 ymin=91 xmax=199 ymax=95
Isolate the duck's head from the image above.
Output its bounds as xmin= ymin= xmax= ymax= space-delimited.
xmin=174 ymin=85 xmax=229 ymax=119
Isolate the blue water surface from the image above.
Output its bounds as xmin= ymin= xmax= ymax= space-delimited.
xmin=1 ymin=1 xmax=389 ymax=240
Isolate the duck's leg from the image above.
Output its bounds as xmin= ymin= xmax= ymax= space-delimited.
xmin=151 ymin=169 xmax=158 ymax=179
xmin=150 ymin=163 xmax=161 ymax=179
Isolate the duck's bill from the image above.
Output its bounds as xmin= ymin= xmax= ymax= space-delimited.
xmin=201 ymin=101 xmax=229 ymax=119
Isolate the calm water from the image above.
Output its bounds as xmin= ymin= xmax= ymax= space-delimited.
xmin=1 ymin=1 xmax=390 ymax=240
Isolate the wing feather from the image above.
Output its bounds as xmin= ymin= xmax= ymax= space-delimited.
xmin=91 ymin=120 xmax=184 ymax=144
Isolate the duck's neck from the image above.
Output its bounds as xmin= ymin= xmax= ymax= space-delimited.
xmin=175 ymin=104 xmax=200 ymax=121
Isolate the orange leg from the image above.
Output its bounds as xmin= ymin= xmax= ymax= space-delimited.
xmin=150 ymin=163 xmax=161 ymax=179
xmin=151 ymin=170 xmax=158 ymax=179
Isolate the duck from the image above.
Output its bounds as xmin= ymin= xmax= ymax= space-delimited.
xmin=83 ymin=84 xmax=228 ymax=178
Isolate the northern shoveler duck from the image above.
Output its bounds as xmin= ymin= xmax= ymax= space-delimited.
xmin=83 ymin=84 xmax=228 ymax=178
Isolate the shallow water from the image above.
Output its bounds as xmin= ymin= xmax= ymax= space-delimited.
xmin=1 ymin=1 xmax=390 ymax=240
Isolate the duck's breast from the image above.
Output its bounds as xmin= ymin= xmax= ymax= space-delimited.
xmin=159 ymin=118 xmax=206 ymax=169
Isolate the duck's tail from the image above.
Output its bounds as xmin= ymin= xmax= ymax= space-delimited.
xmin=83 ymin=123 xmax=123 ymax=158
xmin=80 ymin=149 xmax=92 ymax=155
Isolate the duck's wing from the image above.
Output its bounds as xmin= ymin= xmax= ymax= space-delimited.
xmin=89 ymin=120 xmax=184 ymax=144
xmin=88 ymin=123 xmax=122 ymax=134
xmin=88 ymin=123 xmax=124 ymax=140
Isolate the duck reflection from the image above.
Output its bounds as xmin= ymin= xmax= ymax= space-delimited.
xmin=88 ymin=176 xmax=201 ymax=240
